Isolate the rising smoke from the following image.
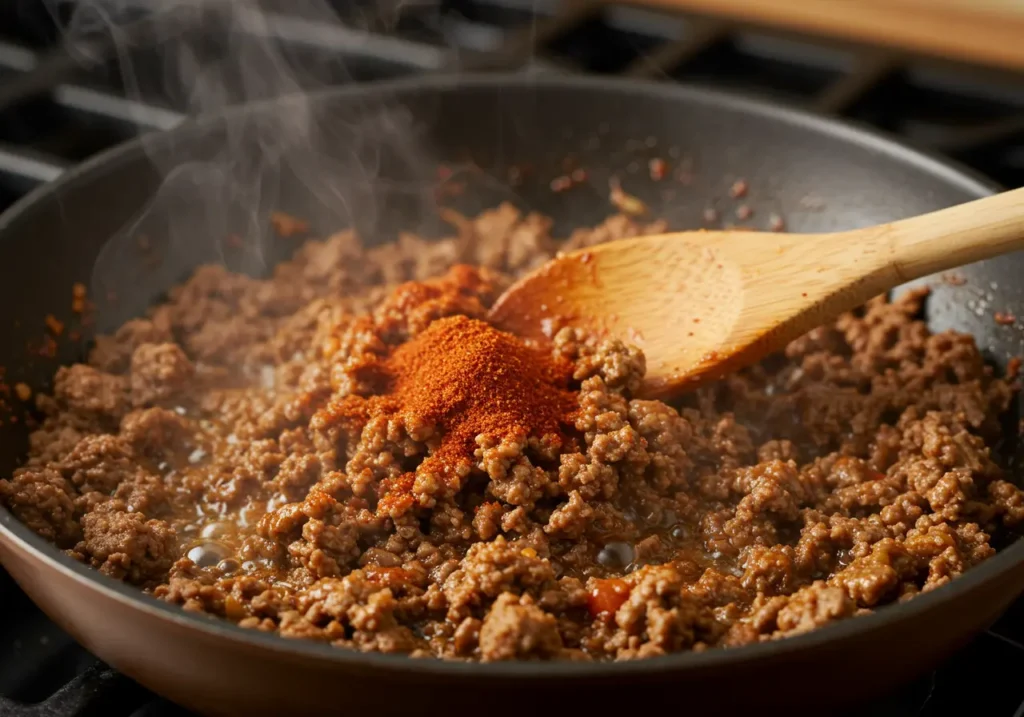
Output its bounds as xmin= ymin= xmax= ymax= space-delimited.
xmin=46 ymin=0 xmax=446 ymax=330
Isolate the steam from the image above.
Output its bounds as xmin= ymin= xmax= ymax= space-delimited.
xmin=49 ymin=0 xmax=445 ymax=330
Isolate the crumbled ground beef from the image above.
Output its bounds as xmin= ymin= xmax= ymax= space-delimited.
xmin=2 ymin=203 xmax=1020 ymax=661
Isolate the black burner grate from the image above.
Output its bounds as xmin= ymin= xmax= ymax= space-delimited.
xmin=3 ymin=1 xmax=1024 ymax=715
xmin=0 ymin=0 xmax=1022 ymax=202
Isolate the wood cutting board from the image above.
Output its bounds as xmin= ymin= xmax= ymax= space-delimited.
xmin=626 ymin=0 xmax=1024 ymax=70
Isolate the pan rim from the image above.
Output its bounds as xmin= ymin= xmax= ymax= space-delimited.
xmin=0 ymin=71 xmax=1019 ymax=680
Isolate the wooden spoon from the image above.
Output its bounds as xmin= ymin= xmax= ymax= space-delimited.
xmin=489 ymin=187 xmax=1024 ymax=400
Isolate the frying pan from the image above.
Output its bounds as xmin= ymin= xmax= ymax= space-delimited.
xmin=1 ymin=74 xmax=1022 ymax=717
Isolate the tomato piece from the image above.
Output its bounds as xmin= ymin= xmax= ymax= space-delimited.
xmin=587 ymin=578 xmax=630 ymax=618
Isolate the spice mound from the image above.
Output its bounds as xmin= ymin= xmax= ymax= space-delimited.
xmin=328 ymin=314 xmax=578 ymax=516
xmin=2 ymin=203 xmax=1022 ymax=663
xmin=387 ymin=315 xmax=576 ymax=449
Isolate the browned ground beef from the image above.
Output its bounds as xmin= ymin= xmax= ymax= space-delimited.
xmin=2 ymin=202 xmax=1021 ymax=661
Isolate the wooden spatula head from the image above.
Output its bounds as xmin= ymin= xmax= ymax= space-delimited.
xmin=490 ymin=231 xmax=777 ymax=398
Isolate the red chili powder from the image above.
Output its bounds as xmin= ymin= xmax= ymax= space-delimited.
xmin=375 ymin=315 xmax=577 ymax=514
xmin=389 ymin=315 xmax=576 ymax=466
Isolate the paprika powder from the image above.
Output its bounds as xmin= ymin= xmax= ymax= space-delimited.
xmin=375 ymin=314 xmax=577 ymax=514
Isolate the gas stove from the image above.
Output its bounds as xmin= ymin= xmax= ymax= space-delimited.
xmin=3 ymin=1 xmax=1024 ymax=715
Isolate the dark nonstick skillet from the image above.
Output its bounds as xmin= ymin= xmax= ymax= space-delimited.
xmin=1 ymin=74 xmax=1022 ymax=717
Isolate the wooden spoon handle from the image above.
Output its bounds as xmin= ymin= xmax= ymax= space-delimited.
xmin=709 ymin=186 xmax=1024 ymax=392
xmin=853 ymin=185 xmax=1024 ymax=284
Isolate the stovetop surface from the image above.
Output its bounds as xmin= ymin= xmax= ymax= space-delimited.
xmin=3 ymin=1 xmax=1024 ymax=715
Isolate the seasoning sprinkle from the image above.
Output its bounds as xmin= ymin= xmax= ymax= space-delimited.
xmin=270 ymin=211 xmax=310 ymax=238
xmin=609 ymin=178 xmax=647 ymax=216
xmin=44 ymin=315 xmax=64 ymax=336
xmin=550 ymin=176 xmax=573 ymax=193
xmin=648 ymin=158 xmax=667 ymax=181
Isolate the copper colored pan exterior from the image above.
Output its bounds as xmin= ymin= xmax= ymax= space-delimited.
xmin=2 ymin=75 xmax=1024 ymax=715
